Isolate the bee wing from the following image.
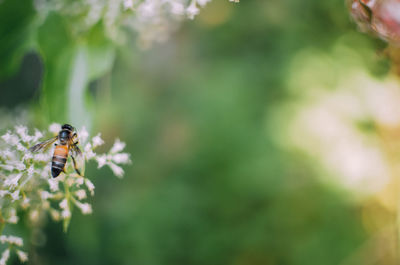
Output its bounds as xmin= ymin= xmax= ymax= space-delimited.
xmin=70 ymin=144 xmax=85 ymax=176
xmin=29 ymin=136 xmax=58 ymax=153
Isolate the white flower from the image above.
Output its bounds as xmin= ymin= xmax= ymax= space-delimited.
xmin=75 ymin=201 xmax=92 ymax=214
xmin=85 ymin=179 xmax=95 ymax=195
xmin=33 ymin=0 xmax=235 ymax=47
xmin=170 ymin=1 xmax=185 ymax=15
xmin=48 ymin=178 xmax=59 ymax=192
xmin=92 ymin=133 xmax=104 ymax=148
xmin=123 ymin=0 xmax=134 ymax=10
xmin=22 ymin=153 xmax=33 ymax=161
xmin=16 ymin=143 xmax=26 ymax=152
xmin=186 ymin=3 xmax=199 ymax=19
xmin=48 ymin=123 xmax=61 ymax=134
xmin=50 ymin=209 xmax=61 ymax=221
xmin=76 ymin=177 xmax=84 ymax=185
xmin=16 ymin=250 xmax=28 ymax=263
xmin=110 ymin=139 xmax=126 ymax=153
xmin=84 ymin=143 xmax=96 ymax=160
xmin=0 ymin=235 xmax=24 ymax=247
xmin=78 ymin=126 xmax=89 ymax=143
xmin=21 ymin=198 xmax=30 ymax=209
xmin=0 ymin=164 xmax=14 ymax=171
xmin=112 ymin=153 xmax=130 ymax=164
xmin=4 ymin=174 xmax=22 ymax=189
xmin=65 ymin=177 xmax=75 ymax=187
xmin=27 ymin=165 xmax=34 ymax=177
xmin=7 ymin=215 xmax=18 ymax=224
xmin=34 ymin=153 xmax=50 ymax=162
xmin=109 ymin=163 xmax=124 ymax=178
xmin=32 ymin=129 xmax=43 ymax=142
xmin=7 ymin=208 xmax=18 ymax=224
xmin=0 ymin=249 xmax=10 ymax=265
xmin=75 ymin=189 xmax=87 ymax=200
xmin=10 ymin=190 xmax=20 ymax=201
xmin=40 ymin=191 xmax=52 ymax=200
xmin=59 ymin=199 xmax=68 ymax=210
xmin=15 ymin=162 xmax=26 ymax=171
xmin=7 ymin=236 xmax=23 ymax=246
xmin=61 ymin=209 xmax=71 ymax=219
xmin=29 ymin=210 xmax=39 ymax=223
xmin=96 ymin=154 xmax=107 ymax=168
xmin=2 ymin=131 xmax=19 ymax=146
xmin=196 ymin=0 xmax=211 ymax=7
xmin=0 ymin=235 xmax=24 ymax=246
xmin=15 ymin=125 xmax=32 ymax=143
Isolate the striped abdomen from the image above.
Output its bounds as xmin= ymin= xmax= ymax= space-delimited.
xmin=52 ymin=145 xmax=69 ymax=178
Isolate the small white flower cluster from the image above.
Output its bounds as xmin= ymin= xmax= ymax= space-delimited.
xmin=33 ymin=0 xmax=239 ymax=46
xmin=0 ymin=123 xmax=130 ymax=264
xmin=0 ymin=235 xmax=27 ymax=265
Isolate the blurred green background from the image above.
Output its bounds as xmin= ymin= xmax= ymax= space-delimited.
xmin=1 ymin=0 xmax=397 ymax=264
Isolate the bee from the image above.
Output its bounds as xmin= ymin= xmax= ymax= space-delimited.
xmin=29 ymin=124 xmax=84 ymax=178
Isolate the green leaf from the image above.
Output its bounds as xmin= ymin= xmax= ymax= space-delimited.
xmin=37 ymin=14 xmax=116 ymax=128
xmin=0 ymin=0 xmax=35 ymax=79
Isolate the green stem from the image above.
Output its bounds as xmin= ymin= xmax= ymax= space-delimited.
xmin=0 ymin=209 xmax=5 ymax=235
xmin=62 ymin=179 xmax=72 ymax=233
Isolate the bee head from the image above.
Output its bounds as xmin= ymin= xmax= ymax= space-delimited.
xmin=62 ymin=124 xmax=74 ymax=131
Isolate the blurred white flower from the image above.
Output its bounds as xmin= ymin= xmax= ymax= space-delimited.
xmin=78 ymin=126 xmax=89 ymax=144
xmin=123 ymin=0 xmax=134 ymax=10
xmin=32 ymin=130 xmax=43 ymax=142
xmin=48 ymin=123 xmax=61 ymax=134
xmin=186 ymin=2 xmax=200 ymax=19
xmin=0 ymin=249 xmax=10 ymax=265
xmin=10 ymin=190 xmax=20 ymax=201
xmin=50 ymin=209 xmax=61 ymax=221
xmin=112 ymin=153 xmax=130 ymax=164
xmin=0 ymin=236 xmax=23 ymax=247
xmin=278 ymin=47 xmax=400 ymax=196
xmin=109 ymin=163 xmax=124 ymax=178
xmin=40 ymin=191 xmax=52 ymax=200
xmin=15 ymin=126 xmax=32 ymax=143
xmin=61 ymin=209 xmax=71 ymax=219
xmin=7 ymin=236 xmax=23 ymax=247
xmin=1 ymin=132 xmax=18 ymax=146
xmin=76 ymin=177 xmax=84 ymax=186
xmin=75 ymin=189 xmax=86 ymax=200
xmin=92 ymin=133 xmax=104 ymax=148
xmin=48 ymin=178 xmax=59 ymax=192
xmin=197 ymin=0 xmax=211 ymax=7
xmin=59 ymin=199 xmax=68 ymax=210
xmin=16 ymin=250 xmax=28 ymax=263
xmin=96 ymin=154 xmax=107 ymax=168
xmin=29 ymin=210 xmax=40 ymax=223
xmin=85 ymin=179 xmax=95 ymax=196
xmin=7 ymin=209 xmax=18 ymax=224
xmin=75 ymin=201 xmax=92 ymax=214
xmin=110 ymin=139 xmax=126 ymax=153
xmin=33 ymin=0 xmax=237 ymax=46
xmin=4 ymin=174 xmax=22 ymax=189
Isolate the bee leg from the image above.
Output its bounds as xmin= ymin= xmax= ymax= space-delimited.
xmin=71 ymin=154 xmax=82 ymax=176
